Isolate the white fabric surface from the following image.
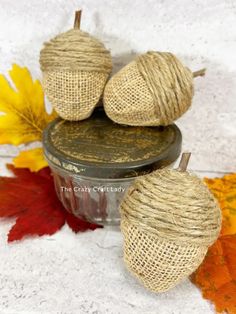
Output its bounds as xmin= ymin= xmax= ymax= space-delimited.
xmin=0 ymin=1 xmax=235 ymax=313
xmin=0 ymin=224 xmax=215 ymax=314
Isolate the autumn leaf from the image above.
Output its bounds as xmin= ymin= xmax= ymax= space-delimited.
xmin=0 ymin=64 xmax=56 ymax=145
xmin=66 ymin=212 xmax=100 ymax=233
xmin=192 ymin=174 xmax=236 ymax=314
xmin=205 ymin=174 xmax=236 ymax=236
xmin=192 ymin=235 xmax=236 ymax=314
xmin=13 ymin=147 xmax=48 ymax=172
xmin=0 ymin=165 xmax=102 ymax=242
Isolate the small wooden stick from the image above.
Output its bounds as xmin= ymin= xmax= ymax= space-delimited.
xmin=193 ymin=68 xmax=206 ymax=78
xmin=74 ymin=10 xmax=82 ymax=29
xmin=178 ymin=152 xmax=191 ymax=172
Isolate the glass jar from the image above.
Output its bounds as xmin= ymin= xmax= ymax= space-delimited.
xmin=43 ymin=108 xmax=182 ymax=225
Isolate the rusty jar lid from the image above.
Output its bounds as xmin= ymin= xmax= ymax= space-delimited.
xmin=43 ymin=108 xmax=182 ymax=179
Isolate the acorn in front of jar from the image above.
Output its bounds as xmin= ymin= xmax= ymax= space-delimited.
xmin=40 ymin=10 xmax=112 ymax=121
xmin=120 ymin=153 xmax=221 ymax=292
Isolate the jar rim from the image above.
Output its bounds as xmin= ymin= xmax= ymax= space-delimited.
xmin=43 ymin=109 xmax=182 ymax=179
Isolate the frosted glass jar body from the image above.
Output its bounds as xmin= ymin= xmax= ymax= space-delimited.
xmin=48 ymin=162 xmax=177 ymax=225
xmin=50 ymin=162 xmax=135 ymax=225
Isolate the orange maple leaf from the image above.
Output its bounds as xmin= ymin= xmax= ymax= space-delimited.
xmin=192 ymin=174 xmax=236 ymax=314
xmin=192 ymin=235 xmax=236 ymax=314
xmin=205 ymin=174 xmax=236 ymax=236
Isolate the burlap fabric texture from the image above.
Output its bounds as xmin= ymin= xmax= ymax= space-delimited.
xmin=120 ymin=169 xmax=221 ymax=292
xmin=40 ymin=29 xmax=112 ymax=121
xmin=104 ymin=51 xmax=205 ymax=126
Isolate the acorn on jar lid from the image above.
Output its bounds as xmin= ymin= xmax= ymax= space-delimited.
xmin=40 ymin=10 xmax=112 ymax=121
xmin=104 ymin=51 xmax=205 ymax=126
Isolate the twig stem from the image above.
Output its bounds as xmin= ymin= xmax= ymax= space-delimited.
xmin=74 ymin=10 xmax=82 ymax=29
xmin=193 ymin=68 xmax=206 ymax=78
xmin=178 ymin=152 xmax=191 ymax=172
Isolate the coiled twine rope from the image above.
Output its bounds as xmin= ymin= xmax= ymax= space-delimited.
xmin=39 ymin=10 xmax=112 ymax=121
xmin=40 ymin=29 xmax=112 ymax=73
xmin=120 ymin=154 xmax=221 ymax=292
xmin=104 ymin=51 xmax=205 ymax=126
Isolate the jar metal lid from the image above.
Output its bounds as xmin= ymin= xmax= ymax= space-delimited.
xmin=43 ymin=108 xmax=182 ymax=179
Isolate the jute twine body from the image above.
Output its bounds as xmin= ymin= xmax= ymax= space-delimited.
xmin=120 ymin=169 xmax=221 ymax=292
xmin=40 ymin=29 xmax=112 ymax=121
xmin=104 ymin=51 xmax=195 ymax=126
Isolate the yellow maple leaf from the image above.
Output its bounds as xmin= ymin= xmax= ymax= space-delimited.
xmin=13 ymin=148 xmax=48 ymax=172
xmin=0 ymin=64 xmax=56 ymax=145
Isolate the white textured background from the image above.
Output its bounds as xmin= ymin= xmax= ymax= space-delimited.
xmin=0 ymin=1 xmax=235 ymax=313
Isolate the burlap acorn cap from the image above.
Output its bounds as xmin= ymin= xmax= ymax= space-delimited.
xmin=40 ymin=12 xmax=112 ymax=121
xmin=104 ymin=51 xmax=205 ymax=126
xmin=120 ymin=168 xmax=221 ymax=292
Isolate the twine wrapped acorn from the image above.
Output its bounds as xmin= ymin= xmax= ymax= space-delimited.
xmin=120 ymin=153 xmax=221 ymax=293
xmin=40 ymin=10 xmax=112 ymax=121
xmin=104 ymin=51 xmax=205 ymax=126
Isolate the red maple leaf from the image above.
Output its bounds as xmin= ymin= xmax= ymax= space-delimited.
xmin=0 ymin=165 xmax=102 ymax=242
